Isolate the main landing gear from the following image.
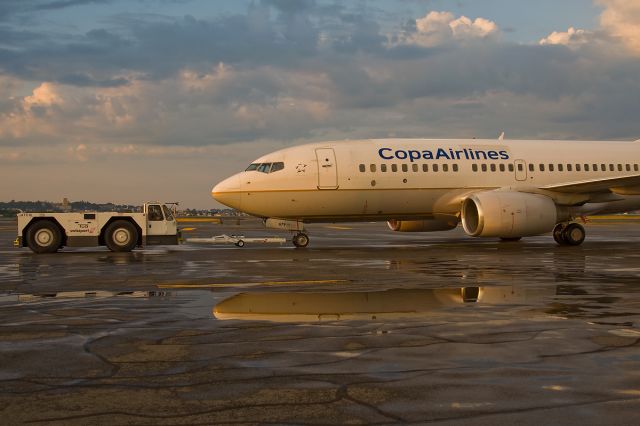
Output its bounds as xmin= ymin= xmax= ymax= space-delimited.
xmin=292 ymin=232 xmax=309 ymax=248
xmin=553 ymin=222 xmax=586 ymax=246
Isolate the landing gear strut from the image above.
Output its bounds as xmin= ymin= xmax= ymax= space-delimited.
xmin=553 ymin=222 xmax=586 ymax=246
xmin=292 ymin=232 xmax=309 ymax=248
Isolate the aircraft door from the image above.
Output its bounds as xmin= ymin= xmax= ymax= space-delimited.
xmin=514 ymin=159 xmax=527 ymax=181
xmin=315 ymin=148 xmax=338 ymax=189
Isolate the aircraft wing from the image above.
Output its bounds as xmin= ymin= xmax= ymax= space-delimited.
xmin=542 ymin=174 xmax=640 ymax=194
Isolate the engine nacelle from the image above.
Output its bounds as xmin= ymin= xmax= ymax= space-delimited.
xmin=461 ymin=191 xmax=557 ymax=238
xmin=387 ymin=218 xmax=458 ymax=232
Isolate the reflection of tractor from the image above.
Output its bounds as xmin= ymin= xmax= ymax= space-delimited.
xmin=15 ymin=202 xmax=180 ymax=253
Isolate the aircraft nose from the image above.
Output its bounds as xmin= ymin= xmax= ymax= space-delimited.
xmin=211 ymin=175 xmax=242 ymax=209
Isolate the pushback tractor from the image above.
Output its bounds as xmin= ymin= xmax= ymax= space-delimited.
xmin=14 ymin=202 xmax=181 ymax=253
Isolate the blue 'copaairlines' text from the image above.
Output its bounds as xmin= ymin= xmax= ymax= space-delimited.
xmin=378 ymin=147 xmax=510 ymax=162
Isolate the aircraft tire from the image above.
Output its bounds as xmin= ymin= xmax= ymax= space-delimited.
xmin=235 ymin=240 xmax=245 ymax=247
xmin=553 ymin=224 xmax=567 ymax=245
xmin=293 ymin=233 xmax=309 ymax=248
xmin=563 ymin=223 xmax=585 ymax=246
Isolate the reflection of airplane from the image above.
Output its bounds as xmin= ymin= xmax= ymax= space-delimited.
xmin=213 ymin=286 xmax=554 ymax=322
xmin=212 ymin=138 xmax=640 ymax=247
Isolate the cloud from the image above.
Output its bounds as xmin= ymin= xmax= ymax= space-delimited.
xmin=538 ymin=1 xmax=640 ymax=54
xmin=539 ymin=27 xmax=591 ymax=46
xmin=597 ymin=0 xmax=640 ymax=53
xmin=401 ymin=11 xmax=499 ymax=47
xmin=2 ymin=2 xmax=640 ymax=155
xmin=23 ymin=82 xmax=63 ymax=107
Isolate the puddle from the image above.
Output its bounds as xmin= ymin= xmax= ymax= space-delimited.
xmin=213 ymin=286 xmax=555 ymax=322
xmin=0 ymin=290 xmax=176 ymax=304
xmin=4 ymin=282 xmax=639 ymax=329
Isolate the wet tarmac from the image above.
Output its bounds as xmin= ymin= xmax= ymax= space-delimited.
xmin=1 ymin=217 xmax=640 ymax=425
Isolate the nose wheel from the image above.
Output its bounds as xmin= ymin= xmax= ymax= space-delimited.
xmin=553 ymin=222 xmax=586 ymax=246
xmin=292 ymin=232 xmax=309 ymax=248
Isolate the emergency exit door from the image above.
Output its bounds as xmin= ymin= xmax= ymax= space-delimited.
xmin=315 ymin=148 xmax=338 ymax=189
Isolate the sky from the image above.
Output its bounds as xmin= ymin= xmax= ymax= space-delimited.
xmin=1 ymin=0 xmax=640 ymax=208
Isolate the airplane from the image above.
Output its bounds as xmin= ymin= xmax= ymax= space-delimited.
xmin=212 ymin=137 xmax=640 ymax=247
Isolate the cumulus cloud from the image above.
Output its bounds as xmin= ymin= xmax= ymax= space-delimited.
xmin=539 ymin=1 xmax=640 ymax=54
xmin=23 ymin=82 xmax=63 ymax=108
xmin=597 ymin=0 xmax=640 ymax=53
xmin=539 ymin=27 xmax=591 ymax=46
xmin=401 ymin=11 xmax=499 ymax=47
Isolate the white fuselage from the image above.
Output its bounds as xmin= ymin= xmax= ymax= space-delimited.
xmin=212 ymin=139 xmax=640 ymax=222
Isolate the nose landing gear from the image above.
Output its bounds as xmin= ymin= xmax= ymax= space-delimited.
xmin=553 ymin=222 xmax=586 ymax=246
xmin=292 ymin=232 xmax=310 ymax=248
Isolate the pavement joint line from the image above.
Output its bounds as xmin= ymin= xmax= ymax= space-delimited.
xmin=157 ymin=279 xmax=351 ymax=289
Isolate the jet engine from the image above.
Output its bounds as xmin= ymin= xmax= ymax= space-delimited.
xmin=461 ymin=191 xmax=557 ymax=238
xmin=387 ymin=218 xmax=458 ymax=232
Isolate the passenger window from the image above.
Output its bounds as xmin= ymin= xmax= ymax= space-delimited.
xmin=549 ymin=164 xmax=554 ymax=172
xmin=359 ymin=164 xmax=365 ymax=172
xmin=381 ymin=164 xmax=387 ymax=172
xmin=472 ymin=164 xmax=478 ymax=172
xmin=433 ymin=164 xmax=439 ymax=172
xmin=509 ymin=164 xmax=515 ymax=172
xmin=270 ymin=162 xmax=284 ymax=173
xmin=257 ymin=163 xmax=272 ymax=173
xmin=618 ymin=164 xmax=623 ymax=171
xmin=601 ymin=164 xmax=606 ymax=171
xmin=558 ymin=164 xmax=564 ymax=172
xmin=245 ymin=163 xmax=259 ymax=171
xmin=539 ymin=164 xmax=545 ymax=172
xmin=626 ymin=164 xmax=631 ymax=171
xmin=392 ymin=164 xmax=398 ymax=172
xmin=453 ymin=164 xmax=459 ymax=172
xmin=402 ymin=164 xmax=408 ymax=172
xmin=148 ymin=205 xmax=163 ymax=221
xmin=528 ymin=164 xmax=534 ymax=172
xmin=593 ymin=164 xmax=597 ymax=171
xmin=567 ymin=164 xmax=573 ymax=172
xmin=576 ymin=164 xmax=581 ymax=171
xmin=443 ymin=164 xmax=449 ymax=172
xmin=423 ymin=164 xmax=429 ymax=172
xmin=584 ymin=164 xmax=589 ymax=172
xmin=635 ymin=164 xmax=639 ymax=172
xmin=370 ymin=164 xmax=376 ymax=172
xmin=481 ymin=164 xmax=487 ymax=172
xmin=609 ymin=164 xmax=614 ymax=171
xmin=412 ymin=164 xmax=419 ymax=172
xmin=499 ymin=164 xmax=505 ymax=172
xmin=490 ymin=164 xmax=496 ymax=172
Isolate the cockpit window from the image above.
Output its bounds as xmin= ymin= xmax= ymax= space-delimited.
xmin=246 ymin=162 xmax=285 ymax=173
xmin=257 ymin=163 xmax=272 ymax=173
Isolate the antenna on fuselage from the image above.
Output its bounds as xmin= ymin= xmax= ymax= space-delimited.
xmin=498 ymin=131 xmax=505 ymax=141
